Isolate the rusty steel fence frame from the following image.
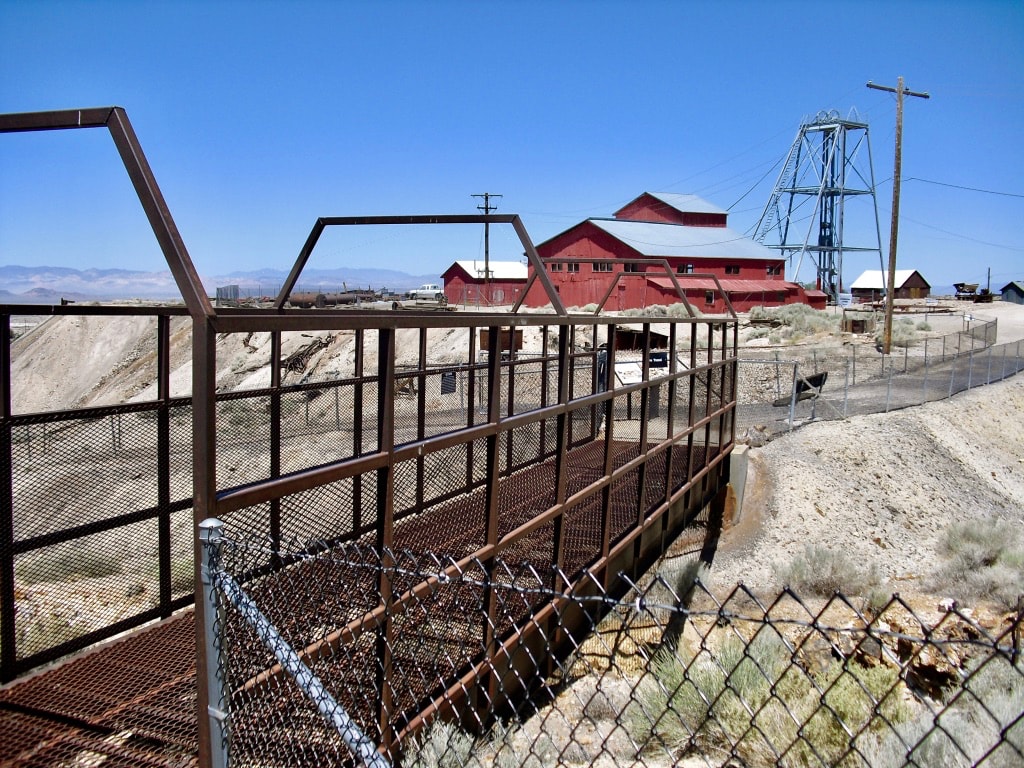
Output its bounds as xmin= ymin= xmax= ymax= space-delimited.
xmin=1 ymin=107 xmax=741 ymax=767
xmin=0 ymin=303 xmax=195 ymax=681
xmin=195 ymin=283 xmax=738 ymax=767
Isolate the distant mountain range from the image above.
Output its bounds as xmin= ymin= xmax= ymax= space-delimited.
xmin=0 ymin=264 xmax=441 ymax=303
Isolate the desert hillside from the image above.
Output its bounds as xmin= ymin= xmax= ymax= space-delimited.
xmin=712 ymin=372 xmax=1024 ymax=602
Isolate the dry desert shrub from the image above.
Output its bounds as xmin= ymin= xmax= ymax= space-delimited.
xmin=748 ymin=304 xmax=839 ymax=343
xmin=625 ymin=631 xmax=908 ymax=767
xmin=930 ymin=513 xmax=1024 ymax=611
xmin=773 ymin=544 xmax=881 ymax=597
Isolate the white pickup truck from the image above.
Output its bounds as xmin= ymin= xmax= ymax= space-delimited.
xmin=406 ymin=283 xmax=446 ymax=302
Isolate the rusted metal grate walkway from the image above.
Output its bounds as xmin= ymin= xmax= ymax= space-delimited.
xmin=0 ymin=438 xmax=716 ymax=766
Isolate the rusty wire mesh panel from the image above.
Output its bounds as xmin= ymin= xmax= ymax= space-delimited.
xmin=14 ymin=519 xmax=159 ymax=660
xmin=496 ymin=450 xmax=555 ymax=544
xmin=279 ymin=473 xmax=362 ymax=542
xmin=0 ymin=612 xmax=197 ymax=766
xmin=505 ymin=418 xmax=544 ymax=474
xmin=11 ymin=411 xmax=159 ymax=537
xmin=216 ymin=394 xmax=271 ymax=486
xmin=168 ymin=403 xmax=193 ymax=499
xmin=393 ymin=472 xmax=487 ymax=558
xmin=421 ymin=367 xmax=472 ymax=438
xmin=278 ymin=385 xmax=356 ymax=474
xmin=641 ymin=444 xmax=671 ymax=515
xmin=418 ymin=439 xmax=477 ymax=508
xmin=217 ymin=331 xmax=273 ymax=392
xmin=168 ymin=507 xmax=195 ymax=598
xmin=560 ymin=493 xmax=606 ymax=576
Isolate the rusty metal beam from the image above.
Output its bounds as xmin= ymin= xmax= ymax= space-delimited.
xmin=0 ymin=107 xmax=213 ymax=319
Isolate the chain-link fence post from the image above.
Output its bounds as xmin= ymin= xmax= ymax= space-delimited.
xmin=843 ymin=358 xmax=850 ymax=417
xmin=788 ymin=362 xmax=798 ymax=431
xmin=775 ymin=351 xmax=781 ymax=400
xmin=199 ymin=518 xmax=229 ymax=768
xmin=885 ymin=358 xmax=894 ymax=412
xmin=922 ymin=353 xmax=929 ymax=405
xmin=968 ymin=348 xmax=974 ymax=391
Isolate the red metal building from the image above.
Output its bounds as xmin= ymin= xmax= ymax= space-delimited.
xmin=442 ymin=260 xmax=528 ymax=306
xmin=522 ymin=192 xmax=826 ymax=312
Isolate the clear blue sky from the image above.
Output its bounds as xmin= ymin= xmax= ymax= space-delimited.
xmin=2 ymin=0 xmax=1022 ymax=291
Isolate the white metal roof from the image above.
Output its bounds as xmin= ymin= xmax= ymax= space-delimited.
xmin=849 ymin=269 xmax=918 ymax=290
xmin=642 ymin=192 xmax=727 ymax=216
xmin=589 ymin=219 xmax=778 ymax=261
xmin=451 ymin=260 xmax=527 ymax=280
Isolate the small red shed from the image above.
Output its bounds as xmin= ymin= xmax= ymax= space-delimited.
xmin=442 ymin=260 xmax=528 ymax=306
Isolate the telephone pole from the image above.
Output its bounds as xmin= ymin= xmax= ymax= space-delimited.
xmin=867 ymin=77 xmax=929 ymax=354
xmin=472 ymin=192 xmax=501 ymax=305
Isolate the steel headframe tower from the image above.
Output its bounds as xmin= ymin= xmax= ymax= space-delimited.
xmin=753 ymin=109 xmax=885 ymax=303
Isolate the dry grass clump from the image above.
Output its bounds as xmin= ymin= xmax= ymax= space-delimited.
xmin=773 ymin=544 xmax=881 ymax=597
xmin=16 ymin=545 xmax=121 ymax=584
xmin=866 ymin=654 xmax=1024 ymax=767
xmin=749 ymin=304 xmax=839 ymax=343
xmin=620 ymin=303 xmax=695 ymax=318
xmin=876 ymin=316 xmax=923 ymax=348
xmin=625 ymin=630 xmax=908 ymax=766
xmin=930 ymin=514 xmax=1024 ymax=610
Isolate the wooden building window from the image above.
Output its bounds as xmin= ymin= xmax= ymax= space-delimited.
xmin=766 ymin=264 xmax=783 ymax=276
xmin=549 ymin=262 xmax=562 ymax=272
xmin=725 ymin=265 xmax=740 ymax=275
xmin=594 ymin=262 xmax=613 ymax=272
xmin=566 ymin=262 xmax=580 ymax=273
xmin=704 ymin=291 xmax=715 ymax=305
xmin=677 ymin=263 xmax=694 ymax=274
xmin=624 ymin=263 xmax=640 ymax=273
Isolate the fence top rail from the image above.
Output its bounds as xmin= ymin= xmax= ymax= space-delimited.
xmin=1 ymin=303 xmax=190 ymax=317
xmin=1 ymin=302 xmax=737 ymax=333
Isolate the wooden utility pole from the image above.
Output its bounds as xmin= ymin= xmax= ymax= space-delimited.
xmin=472 ymin=192 xmax=502 ymax=305
xmin=867 ymin=77 xmax=929 ymax=354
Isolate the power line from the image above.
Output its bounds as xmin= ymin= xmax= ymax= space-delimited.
xmin=902 ymin=177 xmax=1024 ymax=199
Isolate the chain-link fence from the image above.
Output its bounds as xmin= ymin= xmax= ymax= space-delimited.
xmin=200 ymin=531 xmax=1023 ymax=768
xmin=735 ymin=320 xmax=1021 ymax=443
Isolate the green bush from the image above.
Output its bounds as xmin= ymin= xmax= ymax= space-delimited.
xmin=774 ymin=544 xmax=881 ymax=597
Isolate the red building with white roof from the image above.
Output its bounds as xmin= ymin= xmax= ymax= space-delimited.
xmin=522 ymin=192 xmax=826 ymax=312
xmin=441 ymin=260 xmax=528 ymax=306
